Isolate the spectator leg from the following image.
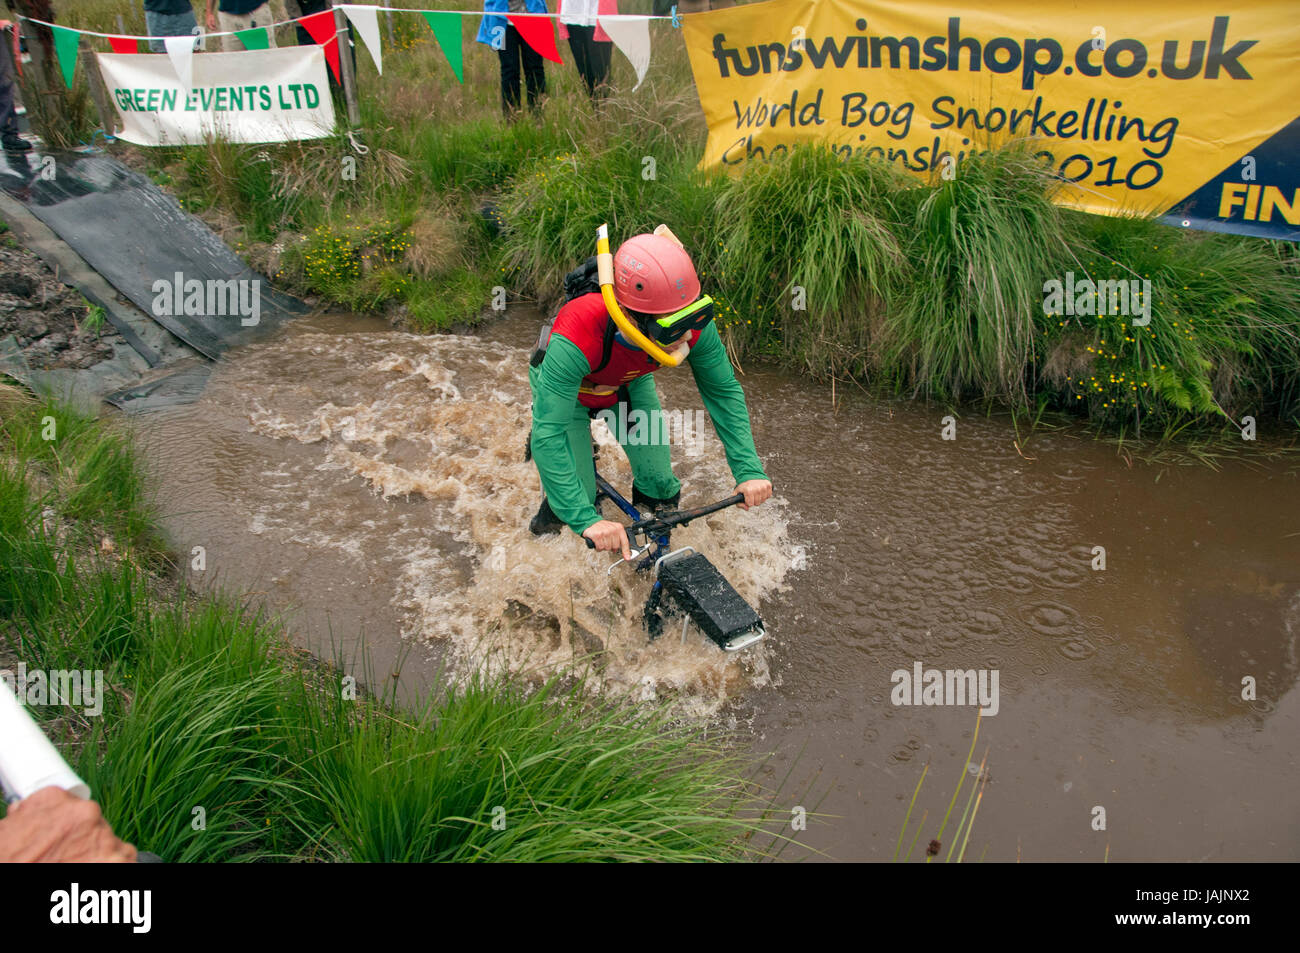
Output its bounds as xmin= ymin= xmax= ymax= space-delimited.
xmin=567 ymin=26 xmax=595 ymax=97
xmin=521 ymin=33 xmax=546 ymax=111
xmin=499 ymin=28 xmax=523 ymax=116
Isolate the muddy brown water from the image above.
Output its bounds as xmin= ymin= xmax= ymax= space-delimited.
xmin=139 ymin=309 xmax=1300 ymax=862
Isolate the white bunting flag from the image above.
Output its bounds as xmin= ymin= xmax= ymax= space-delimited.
xmin=339 ymin=4 xmax=383 ymax=75
xmin=163 ymin=34 xmax=195 ymax=89
xmin=598 ymin=16 xmax=651 ymax=91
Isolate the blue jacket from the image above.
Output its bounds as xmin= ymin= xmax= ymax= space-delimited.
xmin=477 ymin=0 xmax=551 ymax=48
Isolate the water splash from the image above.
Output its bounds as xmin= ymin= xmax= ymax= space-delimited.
xmin=241 ymin=329 xmax=794 ymax=717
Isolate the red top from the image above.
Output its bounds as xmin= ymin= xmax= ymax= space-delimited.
xmin=550 ymin=293 xmax=701 ymax=409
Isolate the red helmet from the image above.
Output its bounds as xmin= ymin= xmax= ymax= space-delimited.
xmin=613 ymin=233 xmax=701 ymax=315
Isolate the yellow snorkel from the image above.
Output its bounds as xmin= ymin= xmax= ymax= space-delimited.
xmin=596 ymin=223 xmax=682 ymax=367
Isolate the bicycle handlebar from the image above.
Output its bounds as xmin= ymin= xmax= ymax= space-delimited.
xmin=583 ymin=493 xmax=746 ymax=548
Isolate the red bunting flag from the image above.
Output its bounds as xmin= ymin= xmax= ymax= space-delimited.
xmin=107 ymin=36 xmax=138 ymax=55
xmin=298 ymin=9 xmax=341 ymax=82
xmin=507 ymin=14 xmax=562 ymax=64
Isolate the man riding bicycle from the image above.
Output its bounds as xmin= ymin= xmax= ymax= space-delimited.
xmin=527 ymin=224 xmax=771 ymax=560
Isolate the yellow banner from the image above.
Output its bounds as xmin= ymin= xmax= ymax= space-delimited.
xmin=682 ymin=0 xmax=1300 ymax=239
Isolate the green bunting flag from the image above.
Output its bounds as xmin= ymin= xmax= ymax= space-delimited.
xmin=50 ymin=25 xmax=80 ymax=89
xmin=421 ymin=12 xmax=463 ymax=84
xmin=235 ymin=27 xmax=270 ymax=52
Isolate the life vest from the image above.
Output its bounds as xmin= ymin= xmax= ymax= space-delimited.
xmin=549 ymin=293 xmax=701 ymax=410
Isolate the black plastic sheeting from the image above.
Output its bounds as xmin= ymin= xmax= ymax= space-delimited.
xmin=1 ymin=150 xmax=307 ymax=360
xmin=103 ymin=360 xmax=215 ymax=412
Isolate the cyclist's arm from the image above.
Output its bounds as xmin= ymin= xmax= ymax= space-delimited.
xmin=687 ymin=323 xmax=768 ymax=485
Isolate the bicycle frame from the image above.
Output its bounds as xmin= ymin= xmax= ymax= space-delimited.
xmin=593 ymin=472 xmax=670 ymax=571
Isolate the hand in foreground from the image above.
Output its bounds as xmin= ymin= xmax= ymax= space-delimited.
xmin=582 ymin=520 xmax=633 ymax=561
xmin=735 ymin=479 xmax=772 ymax=510
xmin=0 ymin=786 xmax=137 ymax=863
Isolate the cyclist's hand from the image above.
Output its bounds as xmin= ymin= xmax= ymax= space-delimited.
xmin=735 ymin=479 xmax=772 ymax=510
xmin=583 ymin=520 xmax=632 ymax=561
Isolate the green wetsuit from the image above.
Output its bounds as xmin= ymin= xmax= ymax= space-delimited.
xmin=529 ymin=322 xmax=768 ymax=535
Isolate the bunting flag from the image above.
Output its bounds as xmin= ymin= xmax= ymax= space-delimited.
xmin=507 ymin=14 xmax=562 ymax=64
xmin=421 ymin=11 xmax=463 ymax=83
xmin=50 ymin=24 xmax=79 ymax=89
xmin=235 ymin=26 xmax=270 ymax=51
xmin=598 ymin=16 xmax=650 ymax=91
xmin=299 ymin=9 xmax=341 ymax=83
xmin=28 ymin=9 xmax=664 ymax=98
xmin=163 ymin=34 xmax=195 ymax=89
xmin=339 ymin=4 xmax=382 ymax=75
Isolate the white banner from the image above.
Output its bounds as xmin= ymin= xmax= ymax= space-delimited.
xmin=97 ymin=46 xmax=336 ymax=147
